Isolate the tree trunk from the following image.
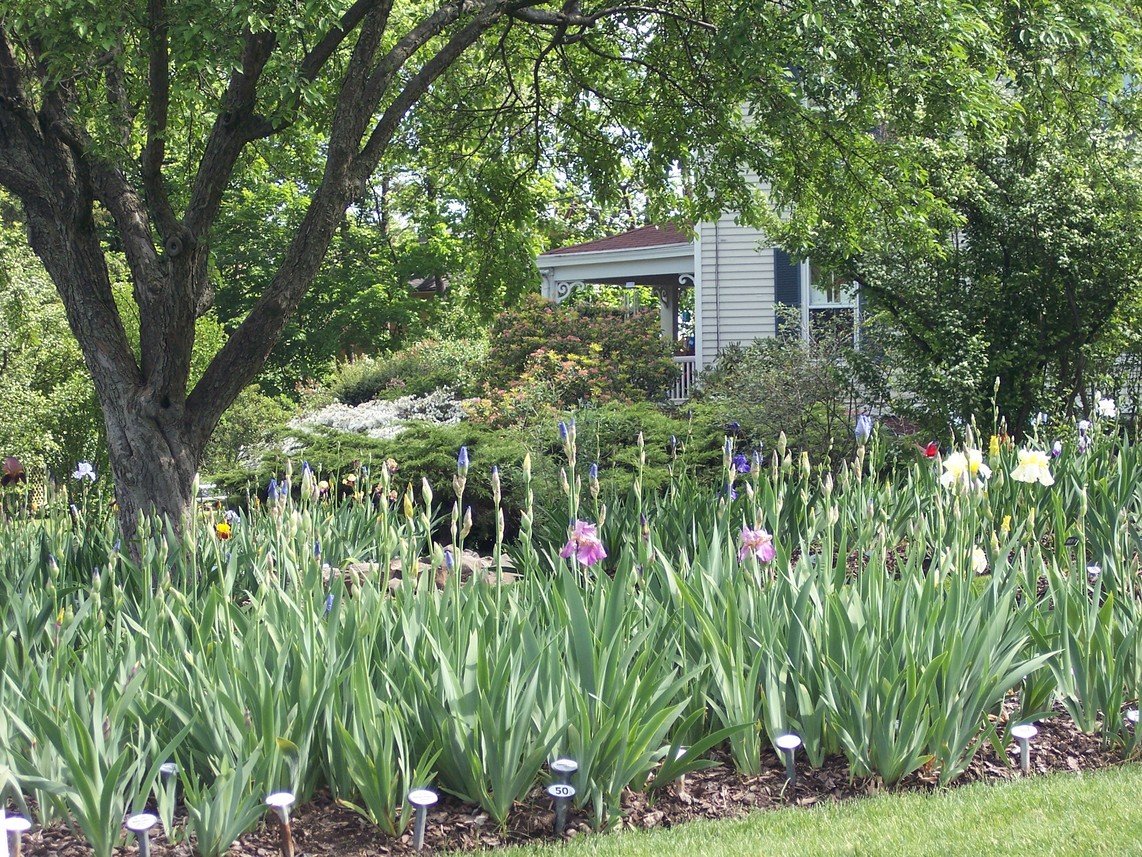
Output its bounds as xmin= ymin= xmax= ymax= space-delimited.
xmin=103 ymin=393 xmax=200 ymax=547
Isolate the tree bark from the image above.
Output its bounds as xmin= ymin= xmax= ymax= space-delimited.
xmin=103 ymin=396 xmax=201 ymax=544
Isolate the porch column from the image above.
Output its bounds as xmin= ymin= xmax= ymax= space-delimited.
xmin=659 ymin=284 xmax=678 ymax=344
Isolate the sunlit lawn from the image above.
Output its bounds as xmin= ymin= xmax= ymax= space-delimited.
xmin=485 ymin=765 xmax=1142 ymax=856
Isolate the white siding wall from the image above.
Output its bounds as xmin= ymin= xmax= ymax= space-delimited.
xmin=697 ymin=213 xmax=774 ymax=367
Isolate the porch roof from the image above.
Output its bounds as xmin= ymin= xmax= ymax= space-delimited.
xmin=537 ymin=224 xmax=695 ymax=300
xmin=544 ymin=224 xmax=691 ymax=255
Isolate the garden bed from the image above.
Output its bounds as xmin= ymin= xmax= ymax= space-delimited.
xmin=15 ymin=703 xmax=1127 ymax=856
xmin=2 ymin=420 xmax=1139 ymax=857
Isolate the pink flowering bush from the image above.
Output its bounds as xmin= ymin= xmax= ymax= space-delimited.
xmin=470 ymin=295 xmax=677 ymax=426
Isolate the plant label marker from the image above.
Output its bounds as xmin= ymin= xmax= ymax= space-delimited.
xmin=408 ymin=788 xmax=438 ymax=852
xmin=1128 ymin=709 xmax=1140 ymax=726
xmin=159 ymin=761 xmax=178 ymax=782
xmin=546 ymin=783 xmax=576 ymax=836
xmin=3 ymin=815 xmax=32 ymax=857
xmin=0 ymin=808 xmax=6 ymax=857
xmin=265 ymin=792 xmax=296 ymax=857
xmin=775 ymin=734 xmax=802 ymax=784
xmin=550 ymin=758 xmax=579 ymax=786
xmin=1010 ymin=724 xmax=1038 ymax=774
xmin=126 ymin=813 xmax=159 ymax=857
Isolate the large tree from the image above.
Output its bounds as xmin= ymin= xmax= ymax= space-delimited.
xmin=0 ymin=0 xmax=1061 ymax=536
xmin=768 ymin=2 xmax=1142 ymax=433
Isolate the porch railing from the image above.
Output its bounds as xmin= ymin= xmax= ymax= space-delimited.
xmin=670 ymin=355 xmax=696 ymax=402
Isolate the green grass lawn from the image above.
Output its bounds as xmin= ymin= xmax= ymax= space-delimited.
xmin=482 ymin=765 xmax=1142 ymax=856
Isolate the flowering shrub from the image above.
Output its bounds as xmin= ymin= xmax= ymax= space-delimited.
xmin=291 ymin=389 xmax=464 ymax=439
xmin=473 ymin=295 xmax=677 ymax=425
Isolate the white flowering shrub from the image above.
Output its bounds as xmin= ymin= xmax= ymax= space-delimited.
xmin=289 ymin=389 xmax=464 ymax=439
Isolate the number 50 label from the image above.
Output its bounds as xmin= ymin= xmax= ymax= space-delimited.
xmin=547 ymin=784 xmax=575 ymax=799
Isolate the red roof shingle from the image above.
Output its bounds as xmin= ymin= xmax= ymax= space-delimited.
xmin=544 ymin=224 xmax=691 ymax=255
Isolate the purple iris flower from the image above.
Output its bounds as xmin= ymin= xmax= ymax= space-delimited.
xmin=732 ymin=453 xmax=751 ymax=474
xmin=722 ymin=482 xmax=738 ymax=501
xmin=855 ymin=414 xmax=873 ymax=442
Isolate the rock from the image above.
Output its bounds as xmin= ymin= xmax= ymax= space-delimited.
xmin=642 ymin=811 xmax=665 ymax=829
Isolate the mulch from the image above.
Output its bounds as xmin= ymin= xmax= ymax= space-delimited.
xmin=11 ymin=702 xmax=1130 ymax=857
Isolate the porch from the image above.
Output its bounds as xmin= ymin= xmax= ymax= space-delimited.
xmin=537 ymin=225 xmax=697 ymax=402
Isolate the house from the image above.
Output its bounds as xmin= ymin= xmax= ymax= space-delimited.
xmin=536 ymin=217 xmax=859 ymax=401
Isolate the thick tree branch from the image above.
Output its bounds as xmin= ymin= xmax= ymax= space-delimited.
xmin=360 ymin=0 xmax=478 ymax=108
xmin=143 ymin=0 xmax=178 ymax=240
xmin=187 ymin=1 xmax=510 ymax=446
xmin=88 ymin=161 xmax=164 ymax=303
xmin=508 ymin=3 xmax=714 ymax=31
xmin=358 ymin=1 xmax=510 ymax=174
xmin=182 ymin=28 xmax=278 ymax=246
xmin=299 ymin=0 xmax=392 ymax=82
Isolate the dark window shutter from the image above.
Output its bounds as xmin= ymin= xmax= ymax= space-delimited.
xmin=773 ymin=249 xmax=801 ymax=336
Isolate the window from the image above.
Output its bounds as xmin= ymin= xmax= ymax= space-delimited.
xmin=807 ymin=261 xmax=855 ymax=307
xmin=801 ymin=261 xmax=859 ymax=346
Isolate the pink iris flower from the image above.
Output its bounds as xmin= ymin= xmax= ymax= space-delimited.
xmin=738 ymin=526 xmax=776 ymax=564
xmin=560 ymin=520 xmax=608 ymax=567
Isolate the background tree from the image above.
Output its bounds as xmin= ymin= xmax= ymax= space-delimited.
xmin=0 ymin=0 xmax=1069 ymax=536
xmin=771 ymin=3 xmax=1142 ymax=434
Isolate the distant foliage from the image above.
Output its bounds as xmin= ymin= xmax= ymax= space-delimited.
xmin=203 ymin=386 xmax=297 ymax=474
xmin=327 ymin=340 xmax=489 ymax=406
xmin=0 ymin=201 xmax=101 ymax=476
xmin=472 ymin=295 xmax=677 ymax=426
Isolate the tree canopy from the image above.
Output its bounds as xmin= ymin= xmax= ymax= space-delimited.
xmin=1 ymin=0 xmax=1136 ymax=526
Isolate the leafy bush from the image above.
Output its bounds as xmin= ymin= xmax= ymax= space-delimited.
xmin=473 ymin=294 xmax=677 ymax=425
xmin=327 ymin=339 xmax=488 ymax=405
xmin=695 ymin=310 xmax=885 ymax=464
xmin=203 ymin=386 xmax=297 ymax=473
xmin=215 ymin=421 xmax=532 ymax=543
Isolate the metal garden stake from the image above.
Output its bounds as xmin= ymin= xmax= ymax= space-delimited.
xmin=3 ymin=815 xmax=31 ymax=857
xmin=550 ymin=757 xmax=578 ymax=786
xmin=775 ymin=733 xmax=802 ymax=784
xmin=546 ymin=782 xmax=576 ymax=836
xmin=674 ymin=746 xmax=688 ymax=798
xmin=265 ymin=792 xmax=296 ymax=857
xmin=1010 ymin=724 xmax=1038 ymax=774
xmin=125 ymin=813 xmax=159 ymax=857
xmin=407 ymin=788 xmax=438 ymax=852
